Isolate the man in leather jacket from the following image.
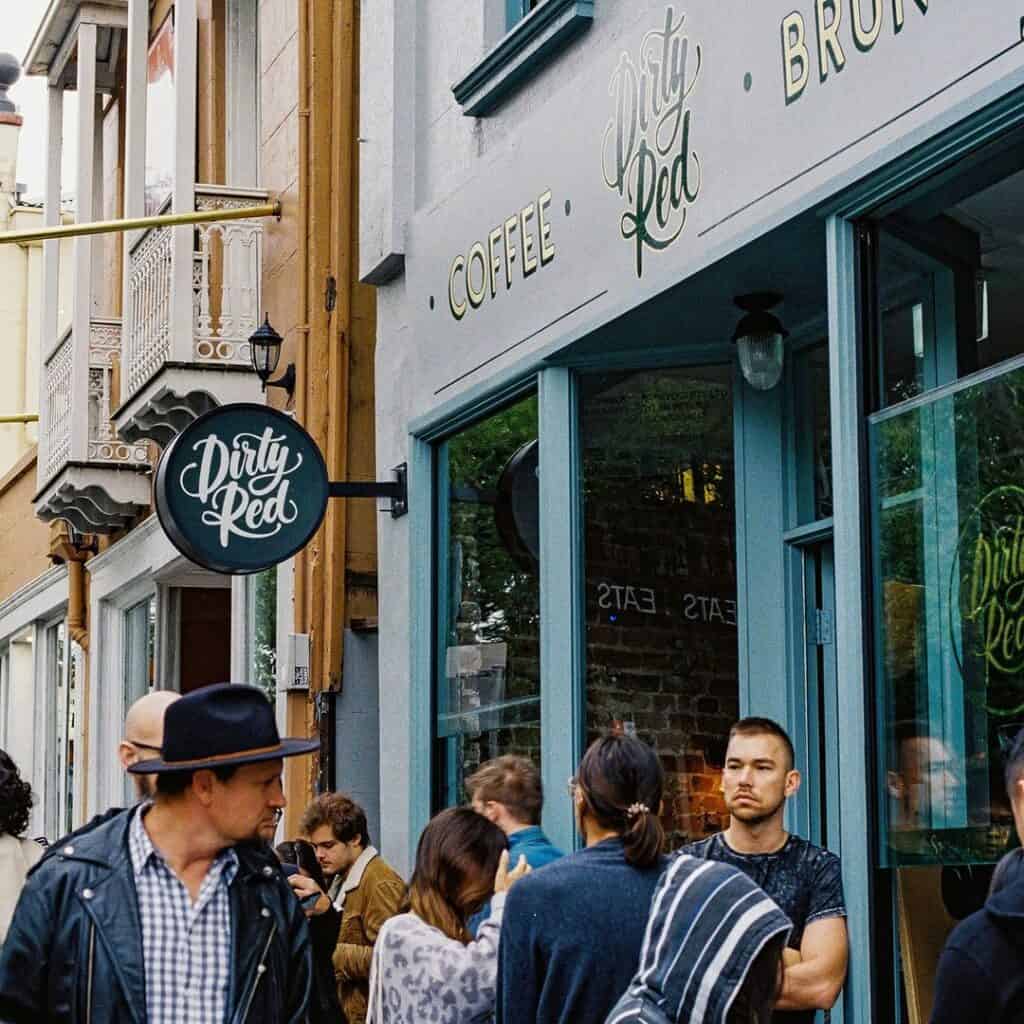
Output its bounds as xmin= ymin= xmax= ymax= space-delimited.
xmin=0 ymin=683 xmax=319 ymax=1024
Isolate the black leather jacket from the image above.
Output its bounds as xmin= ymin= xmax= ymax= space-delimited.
xmin=0 ymin=808 xmax=312 ymax=1023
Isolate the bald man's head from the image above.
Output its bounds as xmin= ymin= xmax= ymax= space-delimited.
xmin=119 ymin=690 xmax=179 ymax=800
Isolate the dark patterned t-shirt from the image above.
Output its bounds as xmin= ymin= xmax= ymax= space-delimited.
xmin=680 ymin=832 xmax=846 ymax=1024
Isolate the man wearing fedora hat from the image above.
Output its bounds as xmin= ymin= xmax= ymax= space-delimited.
xmin=0 ymin=683 xmax=319 ymax=1023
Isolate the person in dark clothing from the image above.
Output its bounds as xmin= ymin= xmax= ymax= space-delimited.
xmin=930 ymin=727 xmax=1024 ymax=1023
xmin=605 ymin=854 xmax=791 ymax=1024
xmin=681 ymin=718 xmax=847 ymax=1023
xmin=0 ymin=683 xmax=318 ymax=1024
xmin=496 ymin=733 xmax=669 ymax=1024
xmin=277 ymin=839 xmax=344 ymax=1024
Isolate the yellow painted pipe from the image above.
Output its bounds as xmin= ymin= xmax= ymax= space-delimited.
xmin=0 ymin=413 xmax=39 ymax=423
xmin=0 ymin=201 xmax=281 ymax=245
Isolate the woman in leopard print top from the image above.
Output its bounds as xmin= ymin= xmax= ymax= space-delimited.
xmin=367 ymin=807 xmax=530 ymax=1023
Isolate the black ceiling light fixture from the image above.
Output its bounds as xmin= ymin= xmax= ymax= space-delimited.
xmin=249 ymin=314 xmax=296 ymax=399
xmin=732 ymin=292 xmax=788 ymax=391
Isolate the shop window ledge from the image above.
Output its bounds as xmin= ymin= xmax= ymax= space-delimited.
xmin=453 ymin=0 xmax=594 ymax=117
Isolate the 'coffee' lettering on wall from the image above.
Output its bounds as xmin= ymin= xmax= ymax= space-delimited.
xmin=782 ymin=0 xmax=929 ymax=104
xmin=448 ymin=190 xmax=556 ymax=321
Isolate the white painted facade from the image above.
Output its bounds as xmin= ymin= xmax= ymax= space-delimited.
xmin=362 ymin=0 xmax=1024 ymax=882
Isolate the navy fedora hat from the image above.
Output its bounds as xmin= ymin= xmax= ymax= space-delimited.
xmin=128 ymin=682 xmax=319 ymax=774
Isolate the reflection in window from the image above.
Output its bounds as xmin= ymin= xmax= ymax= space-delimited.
xmin=793 ymin=341 xmax=832 ymax=523
xmin=250 ymin=568 xmax=278 ymax=703
xmin=871 ymin=366 xmax=1024 ymax=1018
xmin=435 ymin=395 xmax=540 ymax=810
xmin=582 ymin=367 xmax=737 ymax=849
xmin=873 ymin=160 xmax=1024 ymax=410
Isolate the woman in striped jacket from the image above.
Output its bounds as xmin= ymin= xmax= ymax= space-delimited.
xmin=606 ymin=853 xmax=792 ymax=1024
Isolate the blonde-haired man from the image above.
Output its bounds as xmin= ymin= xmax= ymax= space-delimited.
xmin=466 ymin=755 xmax=562 ymax=934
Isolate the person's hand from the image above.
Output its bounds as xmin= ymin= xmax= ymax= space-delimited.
xmin=781 ymin=947 xmax=802 ymax=967
xmin=493 ymin=849 xmax=531 ymax=894
xmin=288 ymin=873 xmax=330 ymax=916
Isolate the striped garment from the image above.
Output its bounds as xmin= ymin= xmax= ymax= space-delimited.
xmin=128 ymin=805 xmax=239 ymax=1024
xmin=606 ymin=854 xmax=791 ymax=1024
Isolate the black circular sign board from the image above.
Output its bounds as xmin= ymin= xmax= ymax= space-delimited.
xmin=155 ymin=403 xmax=329 ymax=575
xmin=495 ymin=439 xmax=539 ymax=573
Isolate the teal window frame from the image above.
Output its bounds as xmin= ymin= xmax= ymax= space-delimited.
xmin=506 ymin=0 xmax=537 ymax=27
xmin=452 ymin=0 xmax=594 ymax=117
xmin=409 ymin=368 xmax=582 ymax=852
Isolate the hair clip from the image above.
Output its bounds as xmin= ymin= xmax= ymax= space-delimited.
xmin=627 ymin=802 xmax=650 ymax=819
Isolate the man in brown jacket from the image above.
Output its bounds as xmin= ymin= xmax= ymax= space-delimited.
xmin=299 ymin=793 xmax=406 ymax=1024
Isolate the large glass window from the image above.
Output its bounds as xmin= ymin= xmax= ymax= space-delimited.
xmin=124 ymin=596 xmax=156 ymax=709
xmin=581 ymin=366 xmax=738 ymax=848
xmin=868 ymin=142 xmax=1024 ymax=1022
xmin=435 ymin=395 xmax=540 ymax=810
xmin=124 ymin=596 xmax=156 ymax=804
xmin=48 ymin=621 xmax=77 ymax=837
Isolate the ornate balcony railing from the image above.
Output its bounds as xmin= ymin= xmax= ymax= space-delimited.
xmin=193 ymin=187 xmax=263 ymax=366
xmin=41 ymin=319 xmax=150 ymax=483
xmin=43 ymin=327 xmax=73 ymax=480
xmin=41 ymin=319 xmax=151 ymax=484
xmin=124 ymin=222 xmax=173 ymax=397
xmin=123 ymin=184 xmax=266 ymax=400
xmin=87 ymin=320 xmax=150 ymax=464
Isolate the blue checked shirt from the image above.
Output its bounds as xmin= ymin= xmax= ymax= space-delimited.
xmin=129 ymin=806 xmax=239 ymax=1024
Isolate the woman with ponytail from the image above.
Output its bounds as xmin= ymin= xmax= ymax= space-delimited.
xmin=496 ymin=733 xmax=668 ymax=1024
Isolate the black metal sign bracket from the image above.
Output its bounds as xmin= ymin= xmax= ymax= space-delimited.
xmin=328 ymin=463 xmax=408 ymax=518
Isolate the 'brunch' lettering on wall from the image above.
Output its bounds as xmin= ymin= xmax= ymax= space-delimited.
xmin=447 ymin=190 xmax=556 ymax=321
xmin=781 ymin=0 xmax=929 ymax=104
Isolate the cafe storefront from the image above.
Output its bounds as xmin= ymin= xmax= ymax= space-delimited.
xmin=367 ymin=1 xmax=1024 ymax=1018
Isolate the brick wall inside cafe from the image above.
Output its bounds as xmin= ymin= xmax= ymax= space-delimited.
xmin=582 ymin=372 xmax=739 ymax=850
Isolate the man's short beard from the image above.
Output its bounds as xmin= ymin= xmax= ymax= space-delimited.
xmin=729 ymin=796 xmax=785 ymax=826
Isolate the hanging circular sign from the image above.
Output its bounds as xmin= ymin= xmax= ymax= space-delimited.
xmin=155 ymin=403 xmax=329 ymax=575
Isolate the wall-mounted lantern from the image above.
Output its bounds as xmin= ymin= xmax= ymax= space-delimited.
xmin=249 ymin=315 xmax=296 ymax=399
xmin=732 ymin=293 xmax=788 ymax=391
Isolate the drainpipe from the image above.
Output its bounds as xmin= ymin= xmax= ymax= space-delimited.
xmin=294 ymin=0 xmax=311 ymax=636
xmin=66 ymin=555 xmax=89 ymax=652
xmin=282 ymin=0 xmax=314 ymax=836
